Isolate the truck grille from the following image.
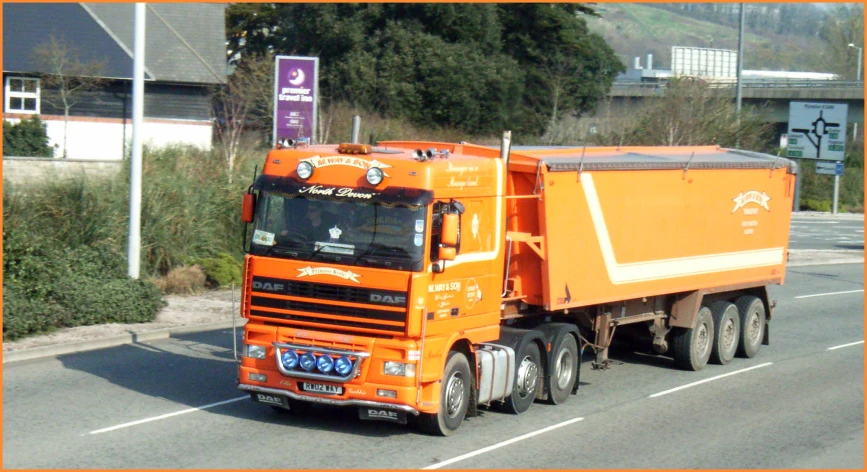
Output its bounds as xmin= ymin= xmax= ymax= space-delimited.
xmin=249 ymin=276 xmax=407 ymax=336
xmin=252 ymin=276 xmax=407 ymax=307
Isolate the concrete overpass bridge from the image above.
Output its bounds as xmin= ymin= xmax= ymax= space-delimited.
xmin=599 ymin=79 xmax=863 ymax=126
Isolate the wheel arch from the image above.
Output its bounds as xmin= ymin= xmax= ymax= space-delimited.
xmin=495 ymin=326 xmax=548 ymax=375
xmin=531 ymin=323 xmax=580 ymax=372
xmin=670 ymin=284 xmax=772 ymax=336
xmin=531 ymin=322 xmax=581 ymax=399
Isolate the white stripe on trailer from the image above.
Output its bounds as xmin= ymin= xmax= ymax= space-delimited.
xmin=581 ymin=173 xmax=784 ymax=285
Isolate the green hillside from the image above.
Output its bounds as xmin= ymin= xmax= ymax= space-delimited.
xmin=586 ymin=4 xmax=832 ymax=74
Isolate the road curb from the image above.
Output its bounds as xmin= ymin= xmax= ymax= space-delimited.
xmin=787 ymin=249 xmax=864 ymax=268
xmin=787 ymin=257 xmax=864 ymax=267
xmin=790 ymin=212 xmax=864 ymax=220
xmin=2 ymin=319 xmax=246 ymax=364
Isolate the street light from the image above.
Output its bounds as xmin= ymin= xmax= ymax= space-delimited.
xmin=848 ymin=43 xmax=862 ymax=142
xmin=848 ymin=43 xmax=862 ymax=81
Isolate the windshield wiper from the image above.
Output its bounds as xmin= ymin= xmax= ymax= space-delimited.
xmin=308 ymin=241 xmax=330 ymax=259
xmin=364 ymin=243 xmax=410 ymax=258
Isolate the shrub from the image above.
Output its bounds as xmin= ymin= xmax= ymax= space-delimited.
xmin=3 ymin=116 xmax=53 ymax=157
xmin=155 ymin=265 xmax=208 ymax=294
xmin=2 ymin=226 xmax=167 ymax=340
xmin=800 ymin=198 xmax=832 ymax=212
xmin=51 ymin=275 xmax=166 ymax=325
xmin=196 ymin=253 xmax=243 ymax=287
xmin=2 ymin=284 xmax=69 ymax=341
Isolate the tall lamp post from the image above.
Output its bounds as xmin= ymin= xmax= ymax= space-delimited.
xmin=848 ymin=43 xmax=862 ymax=141
xmin=848 ymin=43 xmax=862 ymax=81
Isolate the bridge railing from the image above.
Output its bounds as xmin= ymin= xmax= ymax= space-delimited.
xmin=612 ymin=79 xmax=864 ymax=90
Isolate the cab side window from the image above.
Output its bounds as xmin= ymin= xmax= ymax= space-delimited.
xmin=429 ymin=201 xmax=461 ymax=260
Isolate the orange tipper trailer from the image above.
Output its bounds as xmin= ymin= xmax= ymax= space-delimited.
xmin=236 ymin=135 xmax=796 ymax=435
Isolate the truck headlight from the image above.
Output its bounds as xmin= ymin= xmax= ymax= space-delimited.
xmin=383 ymin=361 xmax=416 ymax=377
xmin=297 ymin=161 xmax=314 ymax=180
xmin=366 ymin=167 xmax=384 ymax=185
xmin=245 ymin=344 xmax=266 ymax=360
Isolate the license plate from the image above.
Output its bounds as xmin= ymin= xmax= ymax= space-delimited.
xmin=302 ymin=382 xmax=343 ymax=395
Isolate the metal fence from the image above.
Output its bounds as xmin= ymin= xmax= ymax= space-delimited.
xmin=612 ymin=79 xmax=864 ymax=90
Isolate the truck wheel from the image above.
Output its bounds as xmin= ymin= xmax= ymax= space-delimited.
xmin=709 ymin=301 xmax=740 ymax=365
xmin=546 ymin=334 xmax=578 ymax=405
xmin=735 ymin=296 xmax=765 ymax=358
xmin=672 ymin=306 xmax=714 ymax=371
xmin=501 ymin=342 xmax=541 ymax=414
xmin=417 ymin=351 xmax=471 ymax=436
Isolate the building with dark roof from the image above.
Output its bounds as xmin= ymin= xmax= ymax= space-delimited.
xmin=2 ymin=3 xmax=227 ymax=159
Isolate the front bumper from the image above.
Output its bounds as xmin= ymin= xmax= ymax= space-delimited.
xmin=238 ymin=383 xmax=420 ymax=416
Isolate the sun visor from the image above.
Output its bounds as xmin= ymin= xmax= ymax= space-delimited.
xmin=253 ymin=174 xmax=434 ymax=207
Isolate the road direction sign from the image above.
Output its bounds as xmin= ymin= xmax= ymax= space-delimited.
xmin=786 ymin=102 xmax=848 ymax=160
xmin=815 ymin=161 xmax=844 ymax=176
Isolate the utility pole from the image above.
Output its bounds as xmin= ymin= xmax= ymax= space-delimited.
xmin=736 ymin=3 xmax=745 ymax=113
xmin=848 ymin=43 xmax=862 ymax=140
xmin=128 ymin=3 xmax=145 ymax=279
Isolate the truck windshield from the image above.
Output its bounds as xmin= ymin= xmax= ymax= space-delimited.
xmin=249 ymin=191 xmax=427 ymax=271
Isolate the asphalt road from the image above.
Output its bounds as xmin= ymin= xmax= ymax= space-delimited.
xmin=789 ymin=214 xmax=864 ymax=251
xmin=3 ymin=263 xmax=863 ymax=469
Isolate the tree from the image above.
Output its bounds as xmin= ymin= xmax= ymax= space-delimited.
xmin=33 ymin=36 xmax=106 ymax=158
xmin=818 ymin=5 xmax=865 ymax=79
xmin=226 ymin=3 xmax=280 ymax=64
xmin=497 ymin=4 xmax=624 ymax=134
xmin=226 ymin=4 xmax=621 ymax=137
xmin=212 ymin=53 xmax=274 ymax=182
xmin=591 ymin=78 xmax=774 ymax=151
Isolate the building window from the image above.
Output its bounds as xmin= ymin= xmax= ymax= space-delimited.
xmin=5 ymin=77 xmax=40 ymax=113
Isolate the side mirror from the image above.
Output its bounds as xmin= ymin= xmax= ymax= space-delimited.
xmin=438 ymin=246 xmax=456 ymax=261
xmin=242 ymin=193 xmax=255 ymax=223
xmin=441 ymin=212 xmax=459 ymax=246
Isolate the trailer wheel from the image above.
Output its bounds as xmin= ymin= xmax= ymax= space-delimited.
xmin=501 ymin=342 xmax=541 ymax=414
xmin=418 ymin=351 xmax=471 ymax=436
xmin=709 ymin=301 xmax=740 ymax=365
xmin=546 ymin=334 xmax=578 ymax=405
xmin=735 ymin=295 xmax=765 ymax=358
xmin=672 ymin=306 xmax=714 ymax=371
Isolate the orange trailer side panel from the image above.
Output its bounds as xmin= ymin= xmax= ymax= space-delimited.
xmin=511 ymin=148 xmax=795 ymax=310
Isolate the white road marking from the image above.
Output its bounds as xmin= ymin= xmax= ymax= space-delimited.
xmin=422 ymin=417 xmax=585 ymax=469
xmin=794 ymin=289 xmax=864 ymax=299
xmin=648 ymin=363 xmax=773 ymax=398
xmin=89 ymin=396 xmax=248 ymax=434
xmin=828 ymin=340 xmax=865 ymax=351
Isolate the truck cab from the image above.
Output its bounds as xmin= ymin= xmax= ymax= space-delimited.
xmin=238 ymin=141 xmax=507 ymax=434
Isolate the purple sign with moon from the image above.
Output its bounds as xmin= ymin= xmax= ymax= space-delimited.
xmin=273 ymin=56 xmax=319 ymax=143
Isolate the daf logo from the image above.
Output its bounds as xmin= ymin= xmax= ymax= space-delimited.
xmin=369 ymin=293 xmax=406 ymax=305
xmin=367 ymin=409 xmax=399 ymax=420
xmin=252 ymin=281 xmax=285 ymax=292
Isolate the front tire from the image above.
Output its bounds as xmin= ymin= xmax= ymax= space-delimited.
xmin=735 ymin=295 xmax=766 ymax=358
xmin=501 ymin=342 xmax=541 ymax=414
xmin=546 ymin=334 xmax=578 ymax=405
xmin=709 ymin=301 xmax=740 ymax=365
xmin=672 ymin=306 xmax=714 ymax=371
xmin=418 ymin=351 xmax=471 ymax=436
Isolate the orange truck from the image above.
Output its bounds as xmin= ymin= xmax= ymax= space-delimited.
xmin=236 ymin=134 xmax=796 ymax=435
